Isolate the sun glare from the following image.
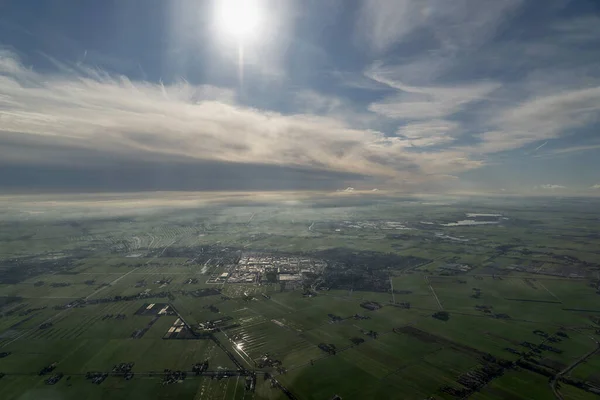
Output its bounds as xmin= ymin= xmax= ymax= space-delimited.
xmin=216 ymin=0 xmax=263 ymax=42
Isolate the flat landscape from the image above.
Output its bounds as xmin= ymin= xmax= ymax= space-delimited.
xmin=1 ymin=193 xmax=599 ymax=399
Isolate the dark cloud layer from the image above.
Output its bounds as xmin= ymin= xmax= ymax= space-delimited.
xmin=0 ymin=159 xmax=365 ymax=193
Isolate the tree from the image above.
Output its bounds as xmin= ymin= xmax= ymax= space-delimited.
xmin=432 ymin=311 xmax=450 ymax=321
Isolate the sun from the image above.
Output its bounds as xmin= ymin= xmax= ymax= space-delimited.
xmin=216 ymin=0 xmax=263 ymax=42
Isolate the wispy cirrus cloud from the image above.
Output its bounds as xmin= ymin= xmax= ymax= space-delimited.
xmin=357 ymin=0 xmax=522 ymax=54
xmin=0 ymin=50 xmax=475 ymax=192
xmin=395 ymin=120 xmax=459 ymax=147
xmin=0 ymin=52 xmax=380 ymax=176
xmin=2 ymin=0 xmax=599 ymax=194
xmin=356 ymin=1 xmax=600 ymax=167
xmin=462 ymin=86 xmax=600 ymax=155
xmin=365 ymin=62 xmax=500 ymax=120
xmin=533 ymin=144 xmax=600 ymax=158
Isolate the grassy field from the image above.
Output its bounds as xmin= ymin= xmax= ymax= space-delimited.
xmin=1 ymin=195 xmax=600 ymax=399
xmin=2 ymin=264 xmax=599 ymax=399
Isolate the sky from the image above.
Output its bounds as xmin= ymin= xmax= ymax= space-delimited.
xmin=0 ymin=0 xmax=599 ymax=195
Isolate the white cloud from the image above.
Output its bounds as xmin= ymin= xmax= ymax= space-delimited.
xmin=0 ymin=50 xmax=483 ymax=191
xmin=499 ymin=87 xmax=600 ymax=134
xmin=366 ymin=62 xmax=499 ymax=120
xmin=356 ymin=0 xmax=415 ymax=53
xmin=294 ymin=90 xmax=344 ymax=114
xmin=357 ymin=1 xmax=600 ymax=162
xmin=533 ymin=144 xmax=600 ymax=158
xmin=330 ymin=70 xmax=390 ymax=91
xmin=465 ymin=86 xmax=600 ymax=154
xmin=532 ymin=141 xmax=548 ymax=152
xmin=357 ymin=0 xmax=521 ymax=54
xmin=293 ymin=89 xmax=378 ymax=128
xmin=0 ymin=51 xmax=385 ymax=176
xmin=591 ymin=184 xmax=600 ymax=189
xmin=395 ymin=120 xmax=459 ymax=147
xmin=538 ymin=184 xmax=566 ymax=189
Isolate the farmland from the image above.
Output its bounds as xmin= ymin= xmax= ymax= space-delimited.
xmin=1 ymin=193 xmax=600 ymax=399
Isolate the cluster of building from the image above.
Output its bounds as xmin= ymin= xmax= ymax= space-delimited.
xmin=45 ymin=373 xmax=63 ymax=385
xmin=359 ymin=301 xmax=382 ymax=311
xmin=85 ymin=372 xmax=108 ymax=385
xmin=154 ymin=277 xmax=173 ymax=288
xmin=326 ymin=220 xmax=411 ymax=232
xmin=197 ymin=316 xmax=233 ymax=333
xmin=163 ymin=318 xmax=186 ymax=339
xmin=112 ymin=362 xmax=134 ymax=380
xmin=192 ymin=360 xmax=209 ymax=375
xmin=162 ymin=369 xmax=186 ymax=385
xmin=38 ymin=362 xmax=57 ymax=376
xmin=256 ymin=353 xmax=282 ymax=369
xmin=505 ymin=263 xmax=587 ymax=278
xmin=222 ymin=253 xmax=326 ymax=284
xmin=148 ymin=303 xmax=170 ymax=315
xmin=439 ymin=263 xmax=472 ymax=274
xmin=318 ymin=343 xmax=337 ymax=355
xmin=134 ymin=303 xmax=172 ymax=316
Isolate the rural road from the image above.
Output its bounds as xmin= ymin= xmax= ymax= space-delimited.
xmin=425 ymin=275 xmax=444 ymax=310
xmin=550 ymin=334 xmax=600 ymax=399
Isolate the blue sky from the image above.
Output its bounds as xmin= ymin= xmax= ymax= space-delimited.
xmin=0 ymin=0 xmax=599 ymax=194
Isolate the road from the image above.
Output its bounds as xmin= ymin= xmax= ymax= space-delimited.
xmin=550 ymin=334 xmax=600 ymax=400
xmin=85 ymin=239 xmax=177 ymax=301
xmin=1 ymin=240 xmax=178 ymax=348
xmin=425 ymin=275 xmax=444 ymax=310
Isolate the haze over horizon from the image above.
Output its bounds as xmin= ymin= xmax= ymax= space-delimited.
xmin=1 ymin=0 xmax=600 ymax=196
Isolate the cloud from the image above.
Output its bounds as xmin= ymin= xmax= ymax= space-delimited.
xmin=395 ymin=120 xmax=459 ymax=147
xmin=533 ymin=144 xmax=600 ymax=158
xmin=552 ymin=16 xmax=600 ymax=44
xmin=499 ymin=87 xmax=600 ymax=136
xmin=330 ymin=70 xmax=390 ymax=91
xmin=4 ymin=2 xmax=597 ymax=195
xmin=533 ymin=141 xmax=548 ymax=152
xmin=465 ymin=86 xmax=600 ymax=154
xmin=538 ymin=184 xmax=566 ymax=189
xmin=1 ymin=50 xmax=478 ymax=192
xmin=365 ymin=62 xmax=499 ymax=120
xmin=357 ymin=0 xmax=522 ymax=54
xmin=357 ymin=1 xmax=600 ymax=165
xmin=356 ymin=0 xmax=418 ymax=53
xmin=0 ymin=157 xmax=364 ymax=192
xmin=294 ymin=89 xmax=344 ymax=114
xmin=0 ymin=51 xmax=384 ymax=176
xmin=293 ymin=89 xmax=380 ymax=129
xmin=591 ymin=184 xmax=600 ymax=189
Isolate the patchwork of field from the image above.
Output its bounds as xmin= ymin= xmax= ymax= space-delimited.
xmin=1 ymin=196 xmax=600 ymax=399
xmin=2 ymin=261 xmax=599 ymax=399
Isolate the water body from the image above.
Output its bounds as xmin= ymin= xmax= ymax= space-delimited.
xmin=442 ymin=220 xmax=500 ymax=226
xmin=435 ymin=232 xmax=470 ymax=242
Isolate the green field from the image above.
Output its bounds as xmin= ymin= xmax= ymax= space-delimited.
xmin=1 ymin=195 xmax=600 ymax=399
